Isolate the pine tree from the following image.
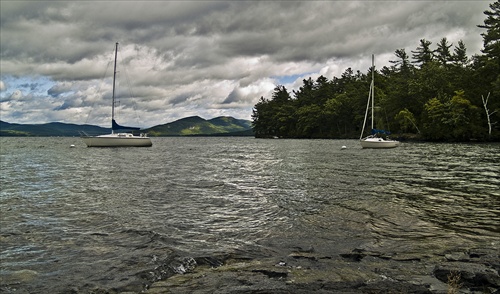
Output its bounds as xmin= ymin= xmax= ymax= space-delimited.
xmin=452 ymin=40 xmax=468 ymax=66
xmin=477 ymin=0 xmax=500 ymax=111
xmin=412 ymin=39 xmax=434 ymax=66
xmin=435 ymin=38 xmax=453 ymax=66
xmin=478 ymin=0 xmax=500 ymax=63
xmin=390 ymin=49 xmax=411 ymax=72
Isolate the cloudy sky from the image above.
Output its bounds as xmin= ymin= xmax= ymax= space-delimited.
xmin=0 ymin=1 xmax=491 ymax=128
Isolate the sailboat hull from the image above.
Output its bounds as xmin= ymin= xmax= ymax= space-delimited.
xmin=82 ymin=134 xmax=152 ymax=147
xmin=360 ymin=137 xmax=400 ymax=149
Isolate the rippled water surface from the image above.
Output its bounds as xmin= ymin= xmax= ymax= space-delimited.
xmin=1 ymin=137 xmax=499 ymax=293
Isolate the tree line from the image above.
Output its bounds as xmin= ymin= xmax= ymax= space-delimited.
xmin=252 ymin=1 xmax=499 ymax=141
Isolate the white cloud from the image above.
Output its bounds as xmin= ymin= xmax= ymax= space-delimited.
xmin=0 ymin=0 xmax=490 ymax=126
xmin=10 ymin=90 xmax=23 ymax=100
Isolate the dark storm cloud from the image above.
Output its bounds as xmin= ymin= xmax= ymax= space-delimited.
xmin=48 ymin=82 xmax=73 ymax=97
xmin=170 ymin=92 xmax=196 ymax=106
xmin=223 ymin=87 xmax=244 ymax=104
xmin=1 ymin=1 xmax=487 ymax=76
xmin=0 ymin=0 xmax=490 ymax=126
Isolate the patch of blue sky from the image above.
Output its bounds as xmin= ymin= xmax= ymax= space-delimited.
xmin=273 ymin=73 xmax=307 ymax=85
xmin=273 ymin=73 xmax=314 ymax=85
xmin=0 ymin=75 xmax=55 ymax=99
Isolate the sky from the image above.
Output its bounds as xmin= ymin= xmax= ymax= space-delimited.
xmin=0 ymin=1 xmax=492 ymax=128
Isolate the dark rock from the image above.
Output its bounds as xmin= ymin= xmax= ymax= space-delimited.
xmin=359 ymin=280 xmax=432 ymax=294
xmin=434 ymin=262 xmax=500 ymax=290
xmin=340 ymin=252 xmax=365 ymax=262
xmin=194 ymin=256 xmax=226 ymax=267
xmin=292 ymin=245 xmax=315 ymax=253
xmin=289 ymin=251 xmax=318 ymax=260
xmin=251 ymin=269 xmax=288 ymax=279
xmin=445 ymin=252 xmax=470 ymax=262
xmin=145 ymin=247 xmax=500 ymax=294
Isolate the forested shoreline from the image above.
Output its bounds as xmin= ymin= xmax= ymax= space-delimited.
xmin=252 ymin=1 xmax=500 ymax=142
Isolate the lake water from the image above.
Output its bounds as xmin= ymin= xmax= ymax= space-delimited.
xmin=1 ymin=137 xmax=499 ymax=293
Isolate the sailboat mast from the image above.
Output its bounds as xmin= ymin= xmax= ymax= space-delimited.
xmin=112 ymin=42 xmax=118 ymax=129
xmin=371 ymin=54 xmax=375 ymax=130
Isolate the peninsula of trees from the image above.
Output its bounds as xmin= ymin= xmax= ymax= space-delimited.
xmin=252 ymin=1 xmax=499 ymax=142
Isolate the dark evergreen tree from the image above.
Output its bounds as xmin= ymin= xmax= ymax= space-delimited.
xmin=478 ymin=0 xmax=500 ymax=63
xmin=252 ymin=86 xmax=294 ymax=138
xmin=390 ymin=49 xmax=412 ymax=73
xmin=435 ymin=37 xmax=453 ymax=66
xmin=251 ymin=3 xmax=499 ymax=141
xmin=452 ymin=40 xmax=468 ymax=66
xmin=476 ymin=0 xmax=500 ymax=139
xmin=477 ymin=0 xmax=500 ymax=93
xmin=412 ymin=39 xmax=434 ymax=66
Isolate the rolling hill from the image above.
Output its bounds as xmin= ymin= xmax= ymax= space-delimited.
xmin=0 ymin=116 xmax=253 ymax=137
xmin=0 ymin=121 xmax=110 ymax=137
xmin=145 ymin=116 xmax=252 ymax=136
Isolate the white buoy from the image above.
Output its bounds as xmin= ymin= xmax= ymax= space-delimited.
xmin=70 ymin=144 xmax=75 ymax=148
xmin=341 ymin=145 xmax=347 ymax=150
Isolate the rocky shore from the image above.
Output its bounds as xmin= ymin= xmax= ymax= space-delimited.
xmin=143 ymin=245 xmax=499 ymax=294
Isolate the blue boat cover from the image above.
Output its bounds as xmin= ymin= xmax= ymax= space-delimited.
xmin=112 ymin=119 xmax=141 ymax=131
xmin=371 ymin=129 xmax=391 ymax=135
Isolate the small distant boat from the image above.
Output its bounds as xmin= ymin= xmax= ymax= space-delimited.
xmin=81 ymin=43 xmax=152 ymax=147
xmin=360 ymin=55 xmax=400 ymax=149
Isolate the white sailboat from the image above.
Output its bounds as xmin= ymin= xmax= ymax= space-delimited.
xmin=82 ymin=43 xmax=152 ymax=147
xmin=360 ymin=55 xmax=400 ymax=149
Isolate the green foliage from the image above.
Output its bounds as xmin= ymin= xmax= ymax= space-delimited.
xmin=422 ymin=97 xmax=447 ymax=140
xmin=0 ymin=129 xmax=31 ymax=137
xmin=477 ymin=1 xmax=500 ymax=102
xmin=435 ymin=38 xmax=453 ymax=66
xmin=412 ymin=39 xmax=434 ymax=66
xmin=453 ymin=40 xmax=468 ymax=66
xmin=420 ymin=91 xmax=482 ymax=141
xmin=395 ymin=108 xmax=419 ymax=133
xmin=478 ymin=0 xmax=500 ymax=60
xmin=146 ymin=116 xmax=252 ymax=136
xmin=251 ymin=2 xmax=499 ymax=141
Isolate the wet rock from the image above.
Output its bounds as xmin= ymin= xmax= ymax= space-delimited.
xmin=468 ymin=248 xmax=497 ymax=260
xmin=409 ymin=275 xmax=449 ymax=293
xmin=445 ymin=252 xmax=470 ymax=262
xmin=194 ymin=256 xmax=225 ymax=268
xmin=359 ymin=280 xmax=432 ymax=294
xmin=391 ymin=254 xmax=422 ymax=262
xmin=146 ymin=260 xmax=290 ymax=294
xmin=275 ymin=261 xmax=287 ymax=267
xmin=144 ymin=246 xmax=500 ymax=294
xmin=340 ymin=248 xmax=367 ymax=262
xmin=292 ymin=245 xmax=315 ymax=253
xmin=145 ymin=252 xmax=433 ymax=294
xmin=340 ymin=252 xmax=365 ymax=262
xmin=289 ymin=251 xmax=319 ymax=261
xmin=444 ymin=248 xmax=499 ymax=265
xmin=251 ymin=269 xmax=288 ymax=279
xmin=2 ymin=269 xmax=39 ymax=284
xmin=170 ymin=257 xmax=197 ymax=274
xmin=434 ymin=262 xmax=500 ymax=291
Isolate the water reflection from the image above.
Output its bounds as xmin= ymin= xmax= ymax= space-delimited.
xmin=0 ymin=138 xmax=498 ymax=293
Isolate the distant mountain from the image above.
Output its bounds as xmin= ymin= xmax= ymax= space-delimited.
xmin=0 ymin=116 xmax=253 ymax=137
xmin=0 ymin=120 xmax=110 ymax=137
xmin=145 ymin=116 xmax=253 ymax=136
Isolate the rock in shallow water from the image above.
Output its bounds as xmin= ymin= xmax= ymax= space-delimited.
xmin=434 ymin=262 xmax=500 ymax=291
